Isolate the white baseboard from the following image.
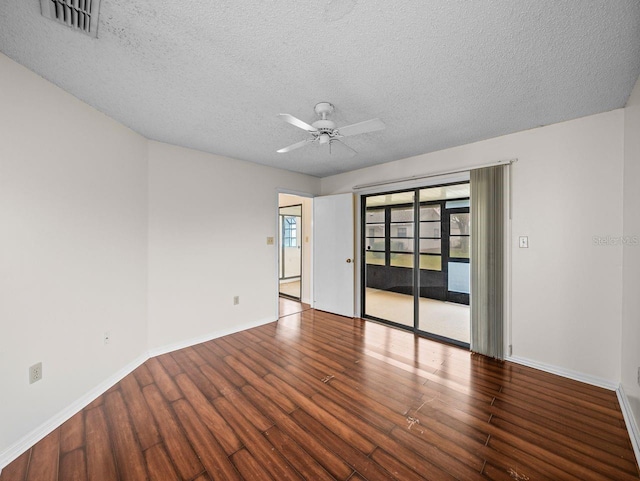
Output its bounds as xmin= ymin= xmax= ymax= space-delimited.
xmin=0 ymin=353 xmax=148 ymax=471
xmin=616 ymin=384 xmax=640 ymax=470
xmin=1 ymin=315 xmax=279 ymax=473
xmin=506 ymin=355 xmax=618 ymax=390
xmin=148 ymin=316 xmax=277 ymax=357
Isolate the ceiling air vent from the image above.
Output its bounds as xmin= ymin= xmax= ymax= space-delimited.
xmin=40 ymin=0 xmax=101 ymax=38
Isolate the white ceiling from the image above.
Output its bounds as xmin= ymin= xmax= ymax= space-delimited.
xmin=1 ymin=1 xmax=639 ymax=178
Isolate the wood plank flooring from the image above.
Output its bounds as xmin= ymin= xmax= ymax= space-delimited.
xmin=279 ymin=297 xmax=311 ymax=317
xmin=2 ymin=307 xmax=638 ymax=480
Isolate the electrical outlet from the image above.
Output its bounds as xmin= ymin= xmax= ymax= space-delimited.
xmin=266 ymin=237 xmax=274 ymax=245
xmin=104 ymin=331 xmax=111 ymax=345
xmin=29 ymin=362 xmax=42 ymax=384
xmin=233 ymin=296 xmax=240 ymax=305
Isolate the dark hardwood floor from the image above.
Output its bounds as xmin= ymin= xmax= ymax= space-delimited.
xmin=279 ymin=297 xmax=311 ymax=317
xmin=2 ymin=306 xmax=638 ymax=480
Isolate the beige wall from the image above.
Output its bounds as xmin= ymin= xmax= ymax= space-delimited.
xmin=622 ymin=75 xmax=640 ymax=439
xmin=0 ymin=54 xmax=149 ymax=463
xmin=322 ymin=110 xmax=625 ymax=385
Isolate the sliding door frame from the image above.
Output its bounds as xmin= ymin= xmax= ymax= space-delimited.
xmin=360 ymin=180 xmax=471 ymax=348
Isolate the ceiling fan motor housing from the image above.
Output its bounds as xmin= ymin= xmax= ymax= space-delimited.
xmin=311 ymin=119 xmax=336 ymax=131
xmin=312 ymin=103 xmax=338 ymax=139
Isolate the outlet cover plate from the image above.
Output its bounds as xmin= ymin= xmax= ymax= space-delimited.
xmin=29 ymin=362 xmax=42 ymax=384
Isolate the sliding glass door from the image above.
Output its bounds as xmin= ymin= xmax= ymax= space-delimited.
xmin=362 ymin=182 xmax=470 ymax=346
xmin=364 ymin=191 xmax=415 ymax=327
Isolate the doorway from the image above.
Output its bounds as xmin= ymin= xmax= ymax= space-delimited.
xmin=277 ymin=193 xmax=313 ymax=318
xmin=279 ymin=204 xmax=302 ymax=300
xmin=361 ymin=181 xmax=471 ymax=347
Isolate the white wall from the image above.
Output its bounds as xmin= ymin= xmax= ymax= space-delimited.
xmin=279 ymin=194 xmax=313 ymax=304
xmin=147 ymin=142 xmax=320 ymax=353
xmin=0 ymin=54 xmax=149 ymax=462
xmin=622 ymin=76 xmax=640 ymax=433
xmin=322 ymin=110 xmax=625 ymax=384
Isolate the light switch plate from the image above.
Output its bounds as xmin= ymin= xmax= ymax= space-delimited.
xmin=519 ymin=236 xmax=529 ymax=248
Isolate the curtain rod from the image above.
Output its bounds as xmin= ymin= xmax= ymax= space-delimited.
xmin=352 ymin=158 xmax=518 ymax=191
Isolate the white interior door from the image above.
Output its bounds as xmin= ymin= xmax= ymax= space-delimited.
xmin=313 ymin=193 xmax=355 ymax=317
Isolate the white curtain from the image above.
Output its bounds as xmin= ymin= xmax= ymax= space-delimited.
xmin=470 ymin=165 xmax=505 ymax=359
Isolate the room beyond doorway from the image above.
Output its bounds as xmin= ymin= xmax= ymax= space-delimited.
xmin=279 ymin=204 xmax=302 ymax=300
xmin=278 ymin=193 xmax=313 ymax=306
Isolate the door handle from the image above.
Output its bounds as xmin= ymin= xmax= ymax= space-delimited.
xmin=346 ymin=259 xmax=352 ymax=263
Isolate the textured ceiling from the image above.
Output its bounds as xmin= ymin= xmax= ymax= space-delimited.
xmin=1 ymin=1 xmax=639 ymax=177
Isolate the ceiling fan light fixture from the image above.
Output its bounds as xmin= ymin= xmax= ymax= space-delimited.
xmin=318 ymin=133 xmax=331 ymax=144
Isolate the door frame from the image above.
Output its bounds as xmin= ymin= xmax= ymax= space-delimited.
xmin=275 ymin=190 xmax=314 ymax=318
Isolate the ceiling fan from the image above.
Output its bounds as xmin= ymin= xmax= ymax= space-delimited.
xmin=276 ymin=102 xmax=385 ymax=155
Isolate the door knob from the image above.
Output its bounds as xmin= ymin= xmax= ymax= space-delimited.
xmin=346 ymin=259 xmax=352 ymax=263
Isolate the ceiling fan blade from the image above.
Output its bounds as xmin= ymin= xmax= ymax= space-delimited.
xmin=278 ymin=113 xmax=317 ymax=132
xmin=330 ymin=139 xmax=357 ymax=157
xmin=277 ymin=139 xmax=310 ymax=153
xmin=338 ymin=118 xmax=386 ymax=137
